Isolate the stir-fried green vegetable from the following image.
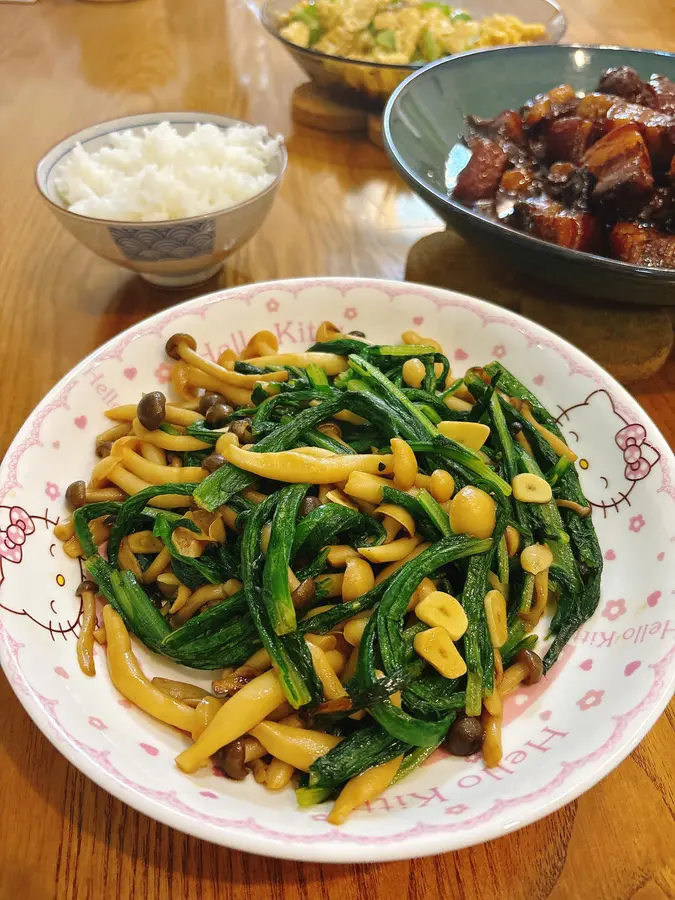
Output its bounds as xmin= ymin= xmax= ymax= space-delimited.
xmin=64 ymin=329 xmax=602 ymax=823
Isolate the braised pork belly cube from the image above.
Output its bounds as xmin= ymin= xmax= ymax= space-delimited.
xmin=610 ymin=221 xmax=675 ymax=268
xmin=454 ymin=137 xmax=508 ymax=204
xmin=521 ymin=84 xmax=578 ymax=130
xmin=467 ymin=110 xmax=530 ymax=166
xmin=576 ymin=93 xmax=617 ymax=142
xmin=649 ymin=74 xmax=675 ymax=114
xmin=494 ymin=168 xmax=540 ymax=219
xmin=577 ymin=93 xmax=615 ymax=122
xmin=545 ymin=116 xmax=594 ymax=164
xmin=605 ymin=101 xmax=675 ymax=168
xmin=582 ymin=124 xmax=655 ymax=216
xmin=468 ymin=110 xmax=526 ymax=147
xmin=597 ymin=67 xmax=657 ymax=106
xmin=578 ymin=94 xmax=675 ymax=165
xmin=500 ymin=168 xmax=538 ymax=194
xmin=514 ymin=195 xmax=602 ymax=252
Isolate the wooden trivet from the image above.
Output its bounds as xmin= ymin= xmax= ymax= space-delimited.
xmin=291 ymin=83 xmax=384 ymax=149
xmin=406 ymin=229 xmax=673 ymax=385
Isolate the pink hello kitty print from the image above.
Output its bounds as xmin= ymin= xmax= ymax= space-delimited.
xmin=0 ymin=504 xmax=84 ymax=640
xmin=556 ymin=390 xmax=660 ymax=515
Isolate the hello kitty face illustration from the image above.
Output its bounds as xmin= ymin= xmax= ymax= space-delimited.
xmin=0 ymin=505 xmax=83 ymax=640
xmin=556 ymin=390 xmax=660 ymax=515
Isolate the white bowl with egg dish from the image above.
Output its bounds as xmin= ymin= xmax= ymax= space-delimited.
xmin=36 ymin=113 xmax=287 ymax=288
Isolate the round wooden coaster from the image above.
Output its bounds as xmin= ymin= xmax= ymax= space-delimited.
xmin=406 ymin=229 xmax=524 ymax=310
xmin=520 ymin=297 xmax=673 ymax=384
xmin=291 ymin=83 xmax=368 ymax=133
xmin=406 ymin=230 xmax=673 ymax=384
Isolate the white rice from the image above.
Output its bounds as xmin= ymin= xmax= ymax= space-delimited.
xmin=53 ymin=121 xmax=282 ymax=222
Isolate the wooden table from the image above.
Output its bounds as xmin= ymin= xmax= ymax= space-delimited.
xmin=1 ymin=1 xmax=674 ymax=897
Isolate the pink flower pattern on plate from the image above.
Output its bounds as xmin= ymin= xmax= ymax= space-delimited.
xmin=601 ymin=598 xmax=627 ymax=622
xmin=445 ymin=804 xmax=468 ymax=815
xmin=140 ymin=743 xmax=159 ymax=756
xmin=154 ymin=362 xmax=172 ymax=384
xmin=492 ymin=344 xmax=506 ymax=359
xmin=344 ymin=307 xmax=357 ymax=321
xmin=266 ymin=299 xmax=279 ymax=312
xmin=577 ymin=690 xmax=604 ymax=712
xmin=88 ymin=716 xmax=107 ymax=731
xmin=45 ymin=482 xmax=60 ymax=501
xmin=629 ymin=515 xmax=646 ymax=533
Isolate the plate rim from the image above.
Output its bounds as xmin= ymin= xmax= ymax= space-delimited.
xmin=1 ymin=276 xmax=674 ymax=863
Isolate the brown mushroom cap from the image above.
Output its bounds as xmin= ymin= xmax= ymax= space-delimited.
xmin=212 ymin=665 xmax=259 ymax=698
xmin=205 ymin=403 xmax=233 ymax=427
xmin=95 ymin=440 xmax=113 ymax=459
xmin=445 ymin=715 xmax=484 ymax=756
xmin=199 ymin=392 xmax=224 ymax=415
xmin=515 ymin=648 xmax=544 ymax=685
xmin=214 ymin=739 xmax=248 ymax=780
xmin=137 ymin=391 xmax=166 ymax=431
xmin=65 ymin=480 xmax=87 ymax=510
xmin=202 ymin=452 xmax=226 ymax=473
xmin=229 ymin=418 xmax=253 ymax=443
xmin=76 ymin=580 xmax=98 ymax=597
xmin=165 ymin=332 xmax=197 ymax=360
xmin=291 ymin=577 xmax=316 ymax=609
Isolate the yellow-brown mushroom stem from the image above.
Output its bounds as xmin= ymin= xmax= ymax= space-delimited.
xmin=102 ymin=606 xmax=195 ymax=732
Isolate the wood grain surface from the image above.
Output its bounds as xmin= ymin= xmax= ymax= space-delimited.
xmin=0 ymin=1 xmax=674 ymax=897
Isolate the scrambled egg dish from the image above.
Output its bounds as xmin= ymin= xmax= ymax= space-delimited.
xmin=279 ymin=0 xmax=547 ymax=64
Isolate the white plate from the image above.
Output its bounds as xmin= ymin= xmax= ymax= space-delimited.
xmin=1 ymin=278 xmax=673 ymax=863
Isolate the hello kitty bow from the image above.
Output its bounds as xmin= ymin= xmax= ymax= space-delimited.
xmin=0 ymin=506 xmax=35 ymax=564
xmin=615 ymin=424 xmax=659 ymax=482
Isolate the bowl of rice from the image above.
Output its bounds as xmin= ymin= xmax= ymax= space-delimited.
xmin=36 ymin=112 xmax=287 ymax=288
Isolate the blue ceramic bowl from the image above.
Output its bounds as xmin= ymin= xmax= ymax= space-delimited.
xmin=383 ymin=45 xmax=675 ymax=304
